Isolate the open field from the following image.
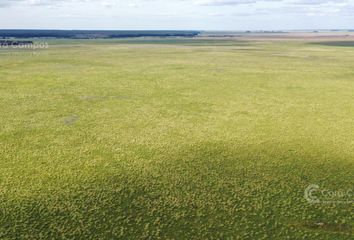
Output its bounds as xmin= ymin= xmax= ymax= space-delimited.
xmin=0 ymin=36 xmax=353 ymax=239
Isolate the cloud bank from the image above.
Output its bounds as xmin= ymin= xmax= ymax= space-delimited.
xmin=0 ymin=0 xmax=352 ymax=30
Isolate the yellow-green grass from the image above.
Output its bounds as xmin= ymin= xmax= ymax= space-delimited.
xmin=0 ymin=38 xmax=353 ymax=239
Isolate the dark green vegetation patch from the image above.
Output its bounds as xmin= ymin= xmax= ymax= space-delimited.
xmin=0 ymin=30 xmax=200 ymax=39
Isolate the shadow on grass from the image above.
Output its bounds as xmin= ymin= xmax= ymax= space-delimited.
xmin=311 ymin=41 xmax=354 ymax=47
xmin=0 ymin=142 xmax=353 ymax=239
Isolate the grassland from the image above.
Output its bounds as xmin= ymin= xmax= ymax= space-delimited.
xmin=0 ymin=37 xmax=353 ymax=239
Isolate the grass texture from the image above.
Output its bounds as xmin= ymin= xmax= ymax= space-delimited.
xmin=0 ymin=39 xmax=353 ymax=239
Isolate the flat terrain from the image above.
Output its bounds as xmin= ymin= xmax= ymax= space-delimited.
xmin=0 ymin=36 xmax=353 ymax=239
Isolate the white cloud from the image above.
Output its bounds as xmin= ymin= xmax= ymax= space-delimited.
xmin=195 ymin=0 xmax=257 ymax=6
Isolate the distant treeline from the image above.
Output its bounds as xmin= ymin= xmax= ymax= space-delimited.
xmin=0 ymin=30 xmax=200 ymax=39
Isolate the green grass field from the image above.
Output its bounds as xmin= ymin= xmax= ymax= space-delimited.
xmin=0 ymin=38 xmax=353 ymax=239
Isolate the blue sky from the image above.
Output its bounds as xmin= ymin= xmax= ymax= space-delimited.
xmin=0 ymin=0 xmax=353 ymax=30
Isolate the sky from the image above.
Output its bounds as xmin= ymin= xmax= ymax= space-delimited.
xmin=0 ymin=0 xmax=353 ymax=30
